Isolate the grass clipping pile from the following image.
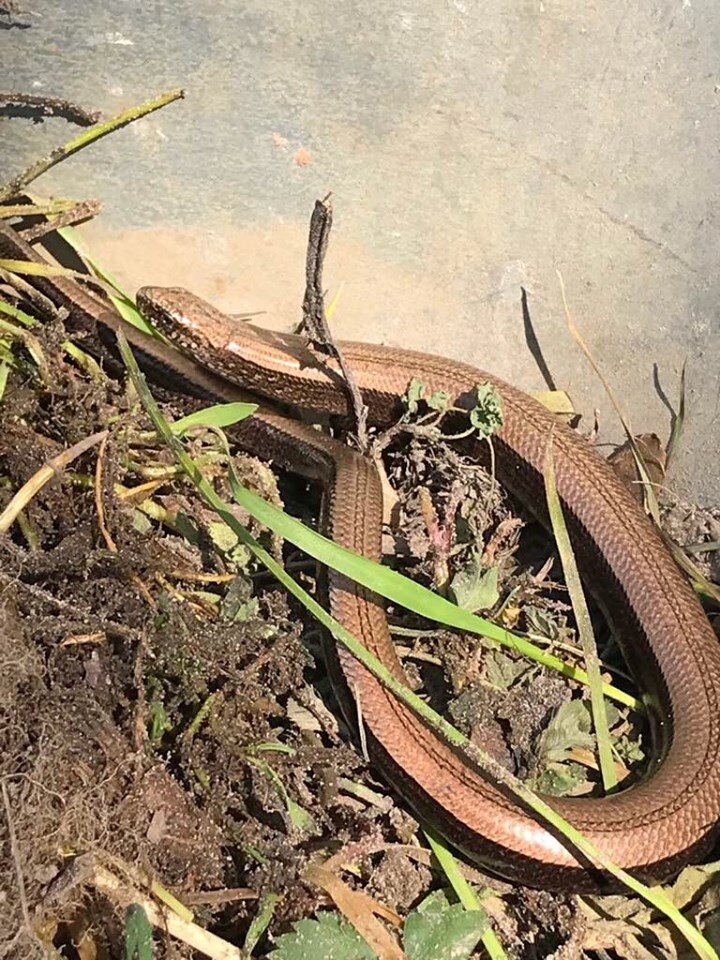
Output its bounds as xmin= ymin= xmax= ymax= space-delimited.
xmin=1 ymin=232 xmax=720 ymax=959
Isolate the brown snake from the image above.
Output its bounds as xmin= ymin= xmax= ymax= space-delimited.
xmin=2 ymin=222 xmax=719 ymax=891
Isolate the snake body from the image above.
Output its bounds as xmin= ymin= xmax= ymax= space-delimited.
xmin=2 ymin=223 xmax=719 ymax=890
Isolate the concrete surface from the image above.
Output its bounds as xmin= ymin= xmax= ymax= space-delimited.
xmin=3 ymin=0 xmax=719 ymax=505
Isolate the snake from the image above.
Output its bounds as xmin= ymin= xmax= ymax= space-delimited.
xmin=1 ymin=221 xmax=719 ymax=891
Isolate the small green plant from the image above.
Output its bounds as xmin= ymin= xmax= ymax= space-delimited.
xmin=124 ymin=904 xmax=154 ymax=960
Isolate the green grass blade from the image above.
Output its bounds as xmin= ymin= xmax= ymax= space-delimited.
xmin=0 ymin=299 xmax=38 ymax=327
xmin=229 ymin=476 xmax=639 ymax=709
xmin=544 ymin=439 xmax=616 ymax=791
xmin=244 ymin=893 xmax=279 ymax=954
xmin=424 ymin=827 xmax=506 ymax=960
xmin=172 ymin=402 xmax=258 ymax=434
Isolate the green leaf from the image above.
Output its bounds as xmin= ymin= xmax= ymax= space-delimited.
xmin=269 ymin=912 xmax=375 ymax=960
xmin=220 ymin=575 xmax=258 ymax=621
xmin=603 ymin=700 xmax=621 ymax=730
xmin=484 ymin=649 xmax=528 ymax=689
xmin=148 ymin=700 xmax=172 ymax=745
xmin=469 ymin=383 xmax=503 ymax=437
xmin=404 ymin=890 xmax=487 ymax=960
xmin=537 ymin=700 xmax=594 ymax=763
xmin=208 ymin=521 xmax=238 ymax=551
xmin=615 ymin=733 xmax=645 ymax=764
xmin=402 ymin=378 xmax=449 ymax=414
xmin=405 ymin=377 xmax=425 ymax=414
xmin=132 ymin=509 xmax=153 ymax=534
xmin=423 ymin=829 xmax=507 ymax=959
xmin=533 ymin=762 xmax=587 ymax=797
xmin=124 ymin=904 xmax=154 ymax=960
xmin=426 ymin=389 xmax=449 ymax=411
xmin=245 ymin=892 xmax=279 ymax=955
xmin=172 ymin=402 xmax=257 ymax=434
xmin=285 ymin=796 xmax=316 ymax=833
xmin=449 ymin=556 xmax=499 ymax=612
xmin=524 ymin=605 xmax=566 ymax=643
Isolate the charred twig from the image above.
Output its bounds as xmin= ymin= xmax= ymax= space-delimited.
xmin=302 ymin=194 xmax=334 ymax=344
xmin=0 ymin=263 xmax=59 ymax=316
xmin=0 ymin=87 xmax=184 ymax=204
xmin=0 ymin=198 xmax=84 ymax=218
xmin=0 ymin=92 xmax=101 ymax=125
xmin=301 ymin=195 xmax=368 ymax=451
xmin=20 ymin=199 xmax=102 ymax=239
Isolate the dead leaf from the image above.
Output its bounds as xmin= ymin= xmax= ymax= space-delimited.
xmin=665 ymin=860 xmax=720 ymax=911
xmin=566 ymin=745 xmax=630 ymax=782
xmin=482 ymin=516 xmax=522 ymax=566
xmin=61 ymin=631 xmax=105 ymax=646
xmin=271 ymin=132 xmax=289 ymax=148
xmin=583 ymin=918 xmax=675 ymax=960
xmin=532 ymin=389 xmax=576 ymax=417
xmin=607 ymin=433 xmax=666 ymax=501
xmin=498 ymin=603 xmax=521 ymax=628
xmin=147 ymin=808 xmax=167 ymax=844
xmin=305 ymin=863 xmax=405 ymax=960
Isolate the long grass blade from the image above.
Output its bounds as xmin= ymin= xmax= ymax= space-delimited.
xmin=544 ymin=438 xmax=616 ymax=791
xmin=424 ymin=827 xmax=506 ymax=960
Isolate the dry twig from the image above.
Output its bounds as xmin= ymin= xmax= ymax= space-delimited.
xmin=0 ymin=92 xmax=101 ymax=126
xmin=301 ymin=195 xmax=369 ymax=450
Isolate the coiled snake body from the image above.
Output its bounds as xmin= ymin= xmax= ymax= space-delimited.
xmin=2 ymin=223 xmax=719 ymax=890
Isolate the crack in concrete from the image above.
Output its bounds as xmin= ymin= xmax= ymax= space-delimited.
xmin=475 ymin=126 xmax=699 ymax=275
